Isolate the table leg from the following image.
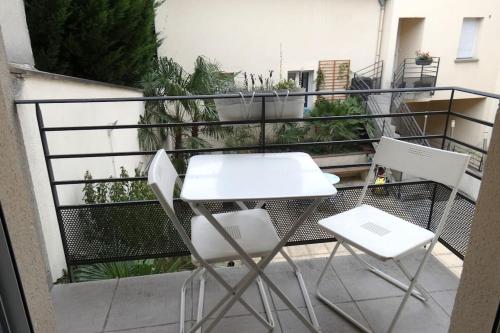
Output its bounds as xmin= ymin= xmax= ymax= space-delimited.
xmin=194 ymin=198 xmax=324 ymax=333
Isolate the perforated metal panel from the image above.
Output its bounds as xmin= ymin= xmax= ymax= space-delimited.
xmin=428 ymin=184 xmax=475 ymax=257
xmin=59 ymin=182 xmax=471 ymax=265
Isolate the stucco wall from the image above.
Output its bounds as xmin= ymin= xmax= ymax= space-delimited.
xmin=14 ymin=68 xmax=144 ymax=281
xmin=394 ymin=18 xmax=424 ymax=67
xmin=0 ymin=0 xmax=34 ymax=65
xmin=380 ymin=0 xmax=500 ymax=97
xmin=0 ymin=29 xmax=56 ymax=333
xmin=449 ymin=110 xmax=500 ymax=333
xmin=156 ymin=0 xmax=381 ymax=78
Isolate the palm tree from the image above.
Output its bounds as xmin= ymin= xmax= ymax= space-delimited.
xmin=138 ymin=56 xmax=233 ymax=170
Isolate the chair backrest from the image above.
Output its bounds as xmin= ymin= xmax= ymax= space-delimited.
xmin=148 ymin=149 xmax=205 ymax=259
xmin=373 ymin=137 xmax=469 ymax=188
xmin=148 ymin=149 xmax=180 ymax=220
xmin=359 ymin=137 xmax=470 ymax=240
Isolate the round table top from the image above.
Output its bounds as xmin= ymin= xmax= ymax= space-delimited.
xmin=323 ymin=172 xmax=340 ymax=185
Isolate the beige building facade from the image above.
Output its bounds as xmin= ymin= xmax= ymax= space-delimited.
xmin=156 ymin=0 xmax=382 ymax=84
xmin=156 ymin=0 xmax=500 ymax=147
xmin=379 ymin=0 xmax=500 ymax=150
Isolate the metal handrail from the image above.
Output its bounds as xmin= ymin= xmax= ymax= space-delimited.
xmin=15 ymin=87 xmax=456 ymax=104
xmin=392 ymin=57 xmax=440 ymax=90
xmin=17 ymin=86 xmax=498 ymax=278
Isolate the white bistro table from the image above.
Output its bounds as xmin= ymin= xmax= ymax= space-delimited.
xmin=181 ymin=152 xmax=337 ymax=332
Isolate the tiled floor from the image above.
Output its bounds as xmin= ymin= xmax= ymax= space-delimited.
xmin=52 ymin=244 xmax=461 ymax=333
xmin=285 ymin=241 xmax=463 ymax=278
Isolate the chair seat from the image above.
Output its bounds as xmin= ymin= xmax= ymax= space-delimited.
xmin=318 ymin=204 xmax=435 ymax=260
xmin=191 ymin=209 xmax=280 ymax=264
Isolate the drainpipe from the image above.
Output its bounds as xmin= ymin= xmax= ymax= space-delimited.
xmin=375 ymin=0 xmax=386 ymax=64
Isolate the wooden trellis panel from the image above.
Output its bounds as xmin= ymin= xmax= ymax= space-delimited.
xmin=318 ymin=60 xmax=350 ymax=100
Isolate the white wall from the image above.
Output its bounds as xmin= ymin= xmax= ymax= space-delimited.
xmin=156 ymin=0 xmax=381 ymax=80
xmin=395 ymin=18 xmax=424 ymax=67
xmin=14 ymin=68 xmax=144 ymax=281
xmin=0 ymin=0 xmax=34 ymax=65
xmin=380 ymin=0 xmax=500 ymax=96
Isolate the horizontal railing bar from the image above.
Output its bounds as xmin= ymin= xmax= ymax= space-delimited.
xmin=456 ymin=191 xmax=478 ymax=205
xmin=67 ymin=251 xmax=192 ymax=266
xmin=397 ymin=68 xmax=436 ymax=72
xmin=449 ymin=111 xmax=495 ymax=127
xmin=60 ymin=199 xmax=159 ymax=209
xmin=47 ymin=135 xmax=443 ymax=159
xmin=43 ymin=118 xmax=261 ymax=131
xmin=58 ymin=180 xmax=436 ymax=209
xmin=354 ymin=61 xmax=383 ymax=73
xmin=355 ymin=67 xmax=383 ymax=74
xmin=453 ymin=87 xmax=500 ymax=100
xmin=465 ymin=170 xmax=483 ymax=181
xmin=53 ymin=163 xmax=375 ymax=185
xmin=20 ymin=87 xmax=499 ymax=106
xmin=400 ymin=66 xmax=439 ymax=69
xmin=41 ymin=111 xmax=448 ymax=132
xmin=14 ymin=87 xmax=455 ymax=104
xmin=54 ymin=176 xmax=148 ymax=185
xmin=66 ymin=237 xmax=460 ymax=266
xmin=354 ymin=70 xmax=383 ymax=77
xmin=437 ymin=238 xmax=464 ymax=260
xmin=438 ymin=183 xmax=477 ymax=205
xmin=404 ymin=57 xmax=440 ymax=60
xmin=320 ymin=163 xmax=371 ymax=170
xmin=445 ymin=137 xmax=488 ymax=155
xmin=339 ymin=179 xmax=433 ymax=190
xmin=48 ymin=145 xmax=263 ymax=159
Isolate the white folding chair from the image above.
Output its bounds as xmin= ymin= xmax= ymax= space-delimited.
xmin=315 ymin=137 xmax=469 ymax=333
xmin=148 ymin=149 xmax=289 ymax=332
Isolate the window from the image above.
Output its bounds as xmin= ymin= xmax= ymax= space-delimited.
xmin=287 ymin=71 xmax=314 ymax=107
xmin=457 ymin=18 xmax=482 ymax=59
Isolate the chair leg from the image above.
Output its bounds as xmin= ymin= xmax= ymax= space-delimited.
xmin=188 ymin=264 xmax=275 ymax=333
xmin=256 ymin=275 xmax=275 ymax=329
xmin=342 ymin=243 xmax=426 ymax=302
xmin=315 ymin=242 xmax=372 ymax=333
xmin=180 ymin=267 xmax=203 ymax=333
xmin=194 ymin=269 xmax=206 ymax=333
xmin=394 ymin=260 xmax=428 ymax=300
xmin=387 ymin=246 xmax=435 ymax=333
xmin=280 ymin=249 xmax=320 ymax=330
xmin=318 ymin=241 xmax=434 ymax=333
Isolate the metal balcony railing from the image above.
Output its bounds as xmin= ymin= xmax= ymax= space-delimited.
xmin=352 ymin=60 xmax=384 ymax=90
xmin=15 ymin=86 xmax=498 ymax=281
xmin=392 ymin=57 xmax=440 ymax=89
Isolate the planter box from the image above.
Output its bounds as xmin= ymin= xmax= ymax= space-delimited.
xmin=215 ymin=88 xmax=305 ymax=121
xmin=415 ymin=58 xmax=433 ymax=66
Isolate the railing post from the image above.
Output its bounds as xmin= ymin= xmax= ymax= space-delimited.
xmin=423 ymin=115 xmax=428 ymax=135
xmin=426 ymin=182 xmax=438 ymax=231
xmin=260 ymin=96 xmax=266 ymax=153
xmin=432 ymin=58 xmax=440 ymax=95
xmin=442 ymin=89 xmax=455 ymax=149
xmin=35 ymin=103 xmax=73 ymax=282
xmin=402 ymin=59 xmax=406 ymax=85
xmin=379 ymin=61 xmax=384 ymax=89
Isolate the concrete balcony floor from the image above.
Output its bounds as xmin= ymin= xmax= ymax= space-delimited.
xmin=52 ymin=243 xmax=461 ymax=333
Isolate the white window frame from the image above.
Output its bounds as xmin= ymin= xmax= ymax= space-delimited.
xmin=287 ymin=70 xmax=314 ymax=108
xmin=457 ymin=17 xmax=482 ymax=60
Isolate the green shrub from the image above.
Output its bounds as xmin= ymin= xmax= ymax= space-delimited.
xmin=73 ymin=257 xmax=194 ymax=282
xmin=274 ymin=79 xmax=298 ymax=90
xmin=25 ymin=0 xmax=161 ymax=86
xmin=79 ymin=165 xmax=184 ymax=277
xmin=308 ymin=97 xmax=370 ymax=154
